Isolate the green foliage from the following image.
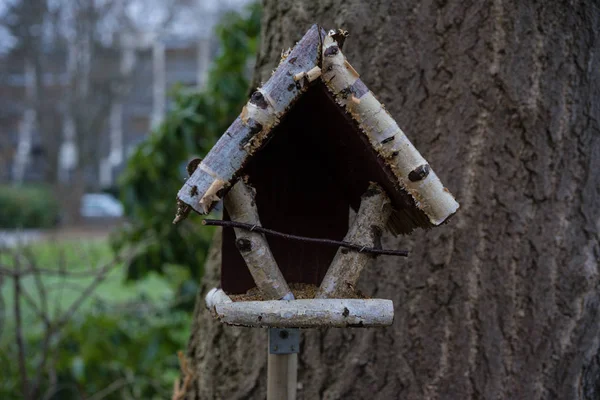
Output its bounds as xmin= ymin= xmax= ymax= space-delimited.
xmin=0 ymin=185 xmax=60 ymax=229
xmin=1 ymin=304 xmax=189 ymax=400
xmin=0 ymin=5 xmax=262 ymax=399
xmin=0 ymin=239 xmax=190 ymax=399
xmin=114 ymin=3 xmax=261 ymax=283
xmin=51 ymin=306 xmax=189 ymax=399
xmin=0 ymin=240 xmax=174 ymax=329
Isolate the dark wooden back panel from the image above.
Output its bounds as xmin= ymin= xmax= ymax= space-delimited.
xmin=221 ymin=86 xmax=351 ymax=293
xmin=221 ymin=83 xmax=419 ymax=293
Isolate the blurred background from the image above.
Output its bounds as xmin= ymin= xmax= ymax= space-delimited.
xmin=0 ymin=0 xmax=260 ymax=398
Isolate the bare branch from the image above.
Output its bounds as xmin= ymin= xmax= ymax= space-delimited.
xmin=13 ymin=257 xmax=29 ymax=400
xmin=172 ymin=351 xmax=195 ymax=400
xmin=53 ymin=249 xmax=134 ymax=331
xmin=18 ymin=284 xmax=50 ymax=326
xmin=29 ymin=243 xmax=145 ymax=399
xmin=26 ymin=246 xmax=50 ymax=323
xmin=0 ymin=259 xmax=5 ymax=341
xmin=202 ymin=219 xmax=409 ymax=257
xmin=31 ymin=325 xmax=54 ymax=400
xmin=0 ymin=265 xmax=118 ymax=278
xmin=39 ymin=382 xmax=80 ymax=400
xmin=52 ymin=246 xmax=68 ymax=320
xmin=87 ymin=378 xmax=133 ymax=400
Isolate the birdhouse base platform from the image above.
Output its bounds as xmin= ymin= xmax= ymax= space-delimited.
xmin=205 ymin=288 xmax=394 ymax=328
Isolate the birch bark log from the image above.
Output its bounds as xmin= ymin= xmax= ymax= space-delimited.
xmin=223 ymin=180 xmax=293 ymax=300
xmin=316 ymin=183 xmax=391 ymax=299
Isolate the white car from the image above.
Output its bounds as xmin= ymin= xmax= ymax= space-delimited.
xmin=80 ymin=193 xmax=124 ymax=218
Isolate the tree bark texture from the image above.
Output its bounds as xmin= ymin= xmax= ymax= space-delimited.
xmin=185 ymin=1 xmax=600 ymax=399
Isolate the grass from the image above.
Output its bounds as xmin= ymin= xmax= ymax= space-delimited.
xmin=0 ymin=238 xmax=175 ymax=346
xmin=0 ymin=237 xmax=193 ymax=399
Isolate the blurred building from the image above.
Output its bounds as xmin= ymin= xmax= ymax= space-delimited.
xmin=0 ymin=33 xmax=214 ymax=188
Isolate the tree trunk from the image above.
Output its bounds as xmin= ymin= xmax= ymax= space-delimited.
xmin=184 ymin=1 xmax=600 ymax=399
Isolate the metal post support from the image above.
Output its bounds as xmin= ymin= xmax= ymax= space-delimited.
xmin=267 ymin=328 xmax=299 ymax=400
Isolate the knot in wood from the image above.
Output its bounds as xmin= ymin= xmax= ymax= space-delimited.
xmin=370 ymin=225 xmax=383 ymax=249
xmin=329 ymin=29 xmax=349 ymax=49
xmin=408 ymin=164 xmax=431 ymax=182
xmin=239 ymin=118 xmax=264 ymax=150
xmin=246 ymin=118 xmax=263 ymax=135
xmin=235 ymin=237 xmax=253 ymax=253
xmin=186 ymin=158 xmax=202 ymax=176
xmin=249 ymin=91 xmax=269 ymax=109
xmin=362 ymin=184 xmax=383 ymax=198
xmin=324 ymin=46 xmax=339 ymax=57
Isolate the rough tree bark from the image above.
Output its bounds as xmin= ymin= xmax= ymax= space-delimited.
xmin=184 ymin=1 xmax=600 ymax=399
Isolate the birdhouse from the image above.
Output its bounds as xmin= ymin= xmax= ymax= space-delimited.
xmin=174 ymin=26 xmax=459 ymax=329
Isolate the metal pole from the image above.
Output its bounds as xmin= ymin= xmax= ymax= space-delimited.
xmin=267 ymin=328 xmax=299 ymax=400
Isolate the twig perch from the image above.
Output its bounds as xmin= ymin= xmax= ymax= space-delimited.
xmin=223 ymin=180 xmax=294 ymax=300
xmin=211 ymin=296 xmax=394 ymax=328
xmin=203 ymin=219 xmax=408 ymax=257
xmin=317 ymin=183 xmax=392 ymax=299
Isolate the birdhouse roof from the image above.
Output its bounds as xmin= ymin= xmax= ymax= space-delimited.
xmin=176 ymin=25 xmax=459 ymax=234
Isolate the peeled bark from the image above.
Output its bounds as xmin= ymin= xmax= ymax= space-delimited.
xmin=185 ymin=1 xmax=600 ymax=399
